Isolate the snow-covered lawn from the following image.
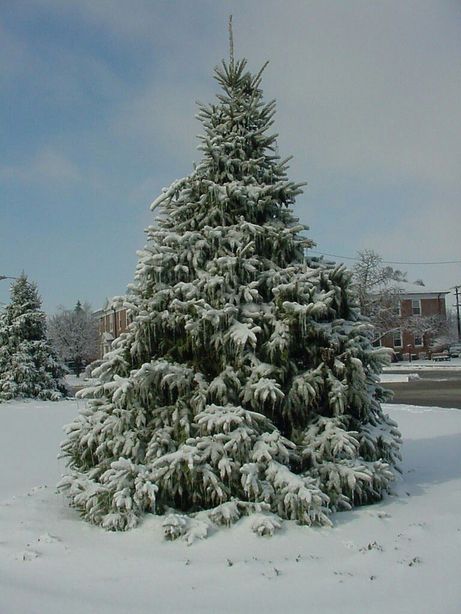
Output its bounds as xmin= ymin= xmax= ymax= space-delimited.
xmin=1 ymin=399 xmax=460 ymax=614
xmin=384 ymin=357 xmax=461 ymax=372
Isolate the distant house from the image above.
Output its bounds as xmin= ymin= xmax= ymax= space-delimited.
xmin=94 ymin=301 xmax=130 ymax=358
xmin=378 ymin=281 xmax=448 ymax=358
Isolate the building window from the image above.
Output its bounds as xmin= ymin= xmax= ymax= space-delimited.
xmin=414 ymin=334 xmax=423 ymax=347
xmin=393 ymin=331 xmax=402 ymax=348
xmin=411 ymin=299 xmax=421 ymax=315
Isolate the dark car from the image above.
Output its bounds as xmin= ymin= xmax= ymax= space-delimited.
xmin=448 ymin=344 xmax=461 ymax=358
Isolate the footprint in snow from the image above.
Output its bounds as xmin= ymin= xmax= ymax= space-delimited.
xmin=359 ymin=541 xmax=384 ymax=553
xmin=367 ymin=511 xmax=392 ymax=519
xmin=261 ymin=567 xmax=282 ymax=579
xmin=16 ymin=550 xmax=40 ymax=562
xmin=398 ymin=556 xmax=423 ymax=566
xmin=37 ymin=533 xmax=61 ymax=544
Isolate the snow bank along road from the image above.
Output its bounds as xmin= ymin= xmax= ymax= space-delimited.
xmin=1 ymin=399 xmax=461 ymax=614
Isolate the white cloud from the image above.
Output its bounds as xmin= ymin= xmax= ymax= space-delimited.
xmin=31 ymin=0 xmax=221 ymax=48
xmin=92 ymin=2 xmax=461 ymax=193
xmin=112 ymin=79 xmax=211 ymax=164
xmin=1 ymin=148 xmax=81 ymax=185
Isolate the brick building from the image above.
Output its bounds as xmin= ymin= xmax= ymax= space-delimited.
xmin=94 ymin=301 xmax=130 ymax=358
xmin=379 ymin=281 xmax=448 ymax=359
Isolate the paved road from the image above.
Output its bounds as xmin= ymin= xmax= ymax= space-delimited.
xmin=384 ymin=369 xmax=461 ymax=409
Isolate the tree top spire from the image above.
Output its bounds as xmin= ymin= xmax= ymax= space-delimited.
xmin=228 ymin=15 xmax=234 ymax=66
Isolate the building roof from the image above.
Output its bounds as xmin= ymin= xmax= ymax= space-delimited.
xmin=387 ymin=280 xmax=449 ymax=295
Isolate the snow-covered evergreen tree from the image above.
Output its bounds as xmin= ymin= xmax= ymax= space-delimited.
xmin=0 ymin=274 xmax=67 ymax=401
xmin=59 ymin=51 xmax=401 ymax=534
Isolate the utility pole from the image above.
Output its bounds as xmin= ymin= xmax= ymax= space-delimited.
xmin=452 ymin=285 xmax=461 ymax=342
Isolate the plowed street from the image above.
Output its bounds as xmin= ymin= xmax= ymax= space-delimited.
xmin=384 ymin=369 xmax=461 ymax=409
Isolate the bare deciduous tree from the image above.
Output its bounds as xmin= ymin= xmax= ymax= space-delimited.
xmin=352 ymin=249 xmax=406 ymax=342
xmin=48 ymin=301 xmax=98 ymax=377
xmin=352 ymin=250 xmax=446 ymax=347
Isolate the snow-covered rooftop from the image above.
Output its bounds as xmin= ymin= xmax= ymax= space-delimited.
xmin=384 ymin=280 xmax=449 ymax=295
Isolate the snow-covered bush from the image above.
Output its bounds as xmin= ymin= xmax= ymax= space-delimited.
xmin=59 ymin=50 xmax=401 ymax=534
xmin=0 ymin=274 xmax=67 ymax=401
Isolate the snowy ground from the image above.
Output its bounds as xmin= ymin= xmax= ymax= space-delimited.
xmin=64 ymin=374 xmax=98 ymax=393
xmin=381 ymin=357 xmax=461 ymax=383
xmin=384 ymin=357 xmax=461 ymax=371
xmin=1 ymin=399 xmax=461 ymax=614
xmin=379 ymin=373 xmax=421 ymax=383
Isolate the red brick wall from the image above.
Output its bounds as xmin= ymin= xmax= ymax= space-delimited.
xmin=96 ymin=307 xmax=129 ymax=358
xmin=400 ymin=297 xmax=446 ymax=318
xmin=380 ymin=295 xmax=447 ymax=358
xmin=422 ymin=297 xmax=446 ymax=317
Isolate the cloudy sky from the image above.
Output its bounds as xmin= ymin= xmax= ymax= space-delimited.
xmin=1 ymin=0 xmax=460 ymax=313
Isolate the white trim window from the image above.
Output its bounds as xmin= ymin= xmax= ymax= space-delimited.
xmin=411 ymin=299 xmax=421 ymax=316
xmin=414 ymin=334 xmax=423 ymax=347
xmin=393 ymin=331 xmax=403 ymax=348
